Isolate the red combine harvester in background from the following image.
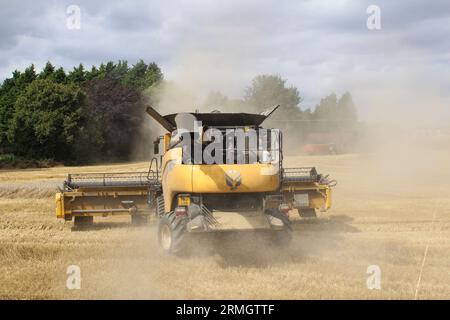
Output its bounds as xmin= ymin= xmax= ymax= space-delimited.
xmin=302 ymin=133 xmax=338 ymax=155
xmin=303 ymin=143 xmax=336 ymax=155
xmin=301 ymin=131 xmax=358 ymax=155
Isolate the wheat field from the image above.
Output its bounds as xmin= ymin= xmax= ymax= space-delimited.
xmin=1 ymin=152 xmax=450 ymax=299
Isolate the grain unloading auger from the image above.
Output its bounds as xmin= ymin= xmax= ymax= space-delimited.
xmin=55 ymin=105 xmax=336 ymax=253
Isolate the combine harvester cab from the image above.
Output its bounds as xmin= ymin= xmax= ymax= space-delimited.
xmin=56 ymin=105 xmax=336 ymax=254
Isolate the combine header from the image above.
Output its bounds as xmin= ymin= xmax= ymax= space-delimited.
xmin=56 ymin=168 xmax=160 ymax=226
xmin=56 ymin=105 xmax=336 ymax=253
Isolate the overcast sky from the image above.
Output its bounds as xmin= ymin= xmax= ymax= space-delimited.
xmin=1 ymin=0 xmax=449 ymax=122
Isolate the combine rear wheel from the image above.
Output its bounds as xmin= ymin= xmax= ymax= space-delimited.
xmin=158 ymin=212 xmax=187 ymax=255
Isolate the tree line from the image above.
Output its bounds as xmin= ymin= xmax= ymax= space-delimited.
xmin=0 ymin=60 xmax=163 ymax=166
xmin=202 ymin=74 xmax=359 ymax=151
xmin=0 ymin=62 xmax=358 ymax=167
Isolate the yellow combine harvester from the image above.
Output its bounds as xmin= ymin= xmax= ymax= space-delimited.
xmin=56 ymin=105 xmax=336 ymax=254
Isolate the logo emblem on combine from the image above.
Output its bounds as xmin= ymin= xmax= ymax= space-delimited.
xmin=225 ymin=170 xmax=241 ymax=190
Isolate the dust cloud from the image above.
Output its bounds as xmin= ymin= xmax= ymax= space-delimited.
xmin=97 ymin=14 xmax=450 ymax=301
xmin=137 ymin=22 xmax=265 ymax=147
xmin=351 ymin=64 xmax=450 ymax=194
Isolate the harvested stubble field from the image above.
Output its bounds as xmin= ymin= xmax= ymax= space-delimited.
xmin=1 ymin=152 xmax=450 ymax=299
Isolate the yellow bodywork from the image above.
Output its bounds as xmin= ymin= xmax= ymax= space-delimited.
xmin=55 ymin=186 xmax=150 ymax=220
xmin=55 ymin=127 xmax=333 ymax=223
xmin=55 ymin=106 xmax=335 ymax=227
xmin=55 ymin=192 xmax=64 ymax=219
xmin=282 ymin=182 xmax=332 ymax=211
xmin=55 ymin=145 xmax=332 ymax=220
xmin=160 ymin=147 xmax=281 ymax=212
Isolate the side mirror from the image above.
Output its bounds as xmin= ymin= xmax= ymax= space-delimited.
xmin=153 ymin=139 xmax=160 ymax=155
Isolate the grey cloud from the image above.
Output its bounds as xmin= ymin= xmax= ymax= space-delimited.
xmin=0 ymin=0 xmax=449 ymax=115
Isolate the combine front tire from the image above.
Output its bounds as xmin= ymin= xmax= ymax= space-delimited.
xmin=157 ymin=212 xmax=187 ymax=255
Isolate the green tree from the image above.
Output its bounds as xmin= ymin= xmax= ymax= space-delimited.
xmin=145 ymin=62 xmax=163 ymax=87
xmin=124 ymin=60 xmax=163 ymax=90
xmin=337 ymin=92 xmax=357 ymax=123
xmin=110 ymin=60 xmax=129 ymax=81
xmin=7 ymin=79 xmax=97 ymax=160
xmin=67 ymin=64 xmax=86 ymax=84
xmin=0 ymin=65 xmax=37 ymax=151
xmin=245 ymin=74 xmax=305 ymax=143
xmin=53 ymin=67 xmax=67 ymax=83
xmin=313 ymin=93 xmax=338 ymax=120
xmin=104 ymin=61 xmax=115 ymax=75
xmin=83 ymin=77 xmax=146 ymax=160
xmin=311 ymin=92 xmax=358 ymax=132
xmin=1 ymin=59 xmax=164 ymax=163
xmin=38 ymin=61 xmax=55 ymax=79
xmin=245 ymin=74 xmax=302 ymax=114
xmin=86 ymin=65 xmax=100 ymax=81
